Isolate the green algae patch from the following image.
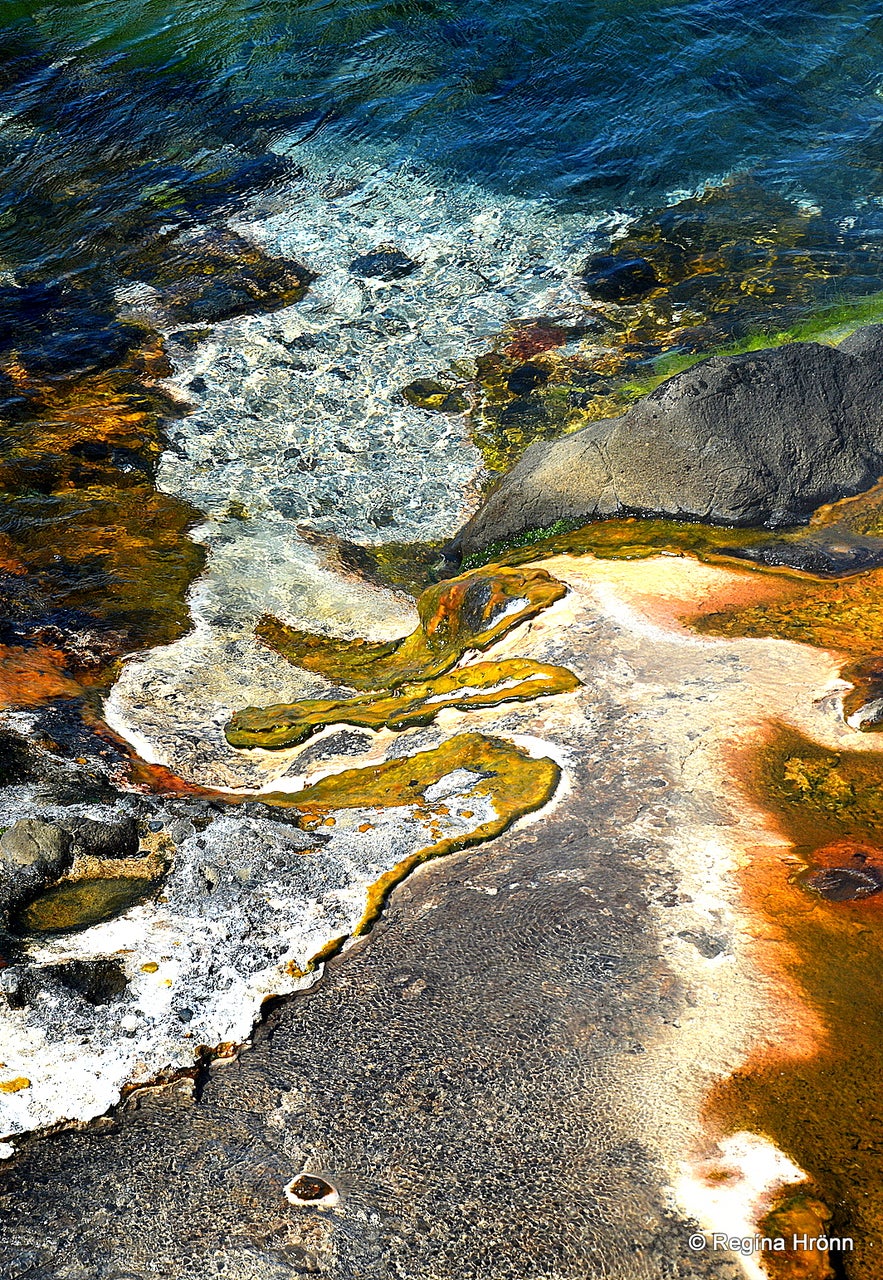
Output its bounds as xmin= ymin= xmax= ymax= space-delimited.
xmin=462 ymin=512 xmax=778 ymax=573
xmin=256 ymin=564 xmax=566 ymax=692
xmin=16 ymin=875 xmax=158 ymax=934
xmin=755 ymin=724 xmax=883 ymax=847
xmin=262 ymin=731 xmax=560 ymax=935
xmin=226 ymin=657 xmax=581 ymax=749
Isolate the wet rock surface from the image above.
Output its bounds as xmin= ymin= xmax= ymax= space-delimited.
xmin=0 ymin=704 xmax=558 ymax=1136
xmin=0 ymin=713 xmax=740 ymax=1280
xmin=0 ymin=552 xmax=844 ymax=1278
xmin=451 ymin=326 xmax=883 ymax=558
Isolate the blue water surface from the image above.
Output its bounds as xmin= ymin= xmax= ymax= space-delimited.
xmin=4 ymin=0 xmax=883 ymax=209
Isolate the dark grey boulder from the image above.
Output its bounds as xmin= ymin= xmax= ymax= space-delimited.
xmin=449 ymin=326 xmax=883 ymax=559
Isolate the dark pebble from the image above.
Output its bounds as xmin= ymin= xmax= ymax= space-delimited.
xmin=350 ymin=248 xmax=418 ymax=281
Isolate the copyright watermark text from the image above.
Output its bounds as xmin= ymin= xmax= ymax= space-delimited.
xmin=688 ymin=1233 xmax=854 ymax=1256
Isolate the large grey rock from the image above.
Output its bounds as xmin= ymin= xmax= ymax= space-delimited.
xmin=450 ymin=327 xmax=883 ymax=558
xmin=0 ymin=819 xmax=74 ymax=926
xmin=0 ymin=820 xmax=72 ymax=871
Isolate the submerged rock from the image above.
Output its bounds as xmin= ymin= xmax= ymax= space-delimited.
xmin=717 ymin=536 xmax=883 ymax=577
xmin=350 ymin=246 xmax=418 ymax=280
xmin=401 ymin=378 xmax=469 ymax=413
xmin=131 ymin=227 xmax=315 ymax=324
xmin=581 ymin=251 xmax=659 ymax=301
xmin=449 ymin=327 xmax=883 ymax=558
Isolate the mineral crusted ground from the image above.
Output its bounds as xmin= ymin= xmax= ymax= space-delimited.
xmin=0 ymin=553 xmax=864 ymax=1278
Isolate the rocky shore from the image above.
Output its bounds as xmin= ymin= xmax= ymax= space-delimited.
xmin=4 ymin=134 xmax=883 ymax=1277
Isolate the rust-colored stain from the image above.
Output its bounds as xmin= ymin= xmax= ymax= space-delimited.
xmin=758 ymin=1185 xmax=835 ymax=1279
xmin=0 ymin=644 xmax=82 ymax=708
xmin=707 ymin=724 xmax=883 ymax=1278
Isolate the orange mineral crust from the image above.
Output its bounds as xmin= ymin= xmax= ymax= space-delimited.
xmin=708 ymin=724 xmax=883 ymax=1278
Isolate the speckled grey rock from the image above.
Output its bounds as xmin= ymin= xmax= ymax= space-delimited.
xmin=0 ymin=820 xmax=74 ymax=927
xmin=450 ymin=327 xmax=883 ymax=557
xmin=0 ymin=820 xmax=72 ymax=871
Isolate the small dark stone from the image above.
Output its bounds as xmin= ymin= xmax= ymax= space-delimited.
xmin=498 ymin=398 xmax=547 ymax=428
xmin=0 ymin=730 xmax=29 ymax=785
xmin=286 ymin=1174 xmax=336 ymax=1202
xmin=581 ymin=252 xmax=658 ymax=301
xmin=169 ymin=329 xmax=212 ymax=350
xmin=44 ymin=958 xmax=128 ymax=1005
xmin=506 ymin=363 xmax=549 ymax=396
xmin=350 ymin=248 xmax=418 ymax=281
xmin=807 ymin=866 xmax=883 ymax=902
xmin=677 ymin=929 xmax=727 ymax=958
xmin=369 ymin=507 xmax=396 ymax=528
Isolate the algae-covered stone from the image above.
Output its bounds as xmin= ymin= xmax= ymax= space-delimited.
xmin=402 ymin=378 xmax=469 ymax=413
xmin=256 ymin=564 xmax=567 ymax=692
xmin=227 ymin=658 xmax=581 ymax=750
